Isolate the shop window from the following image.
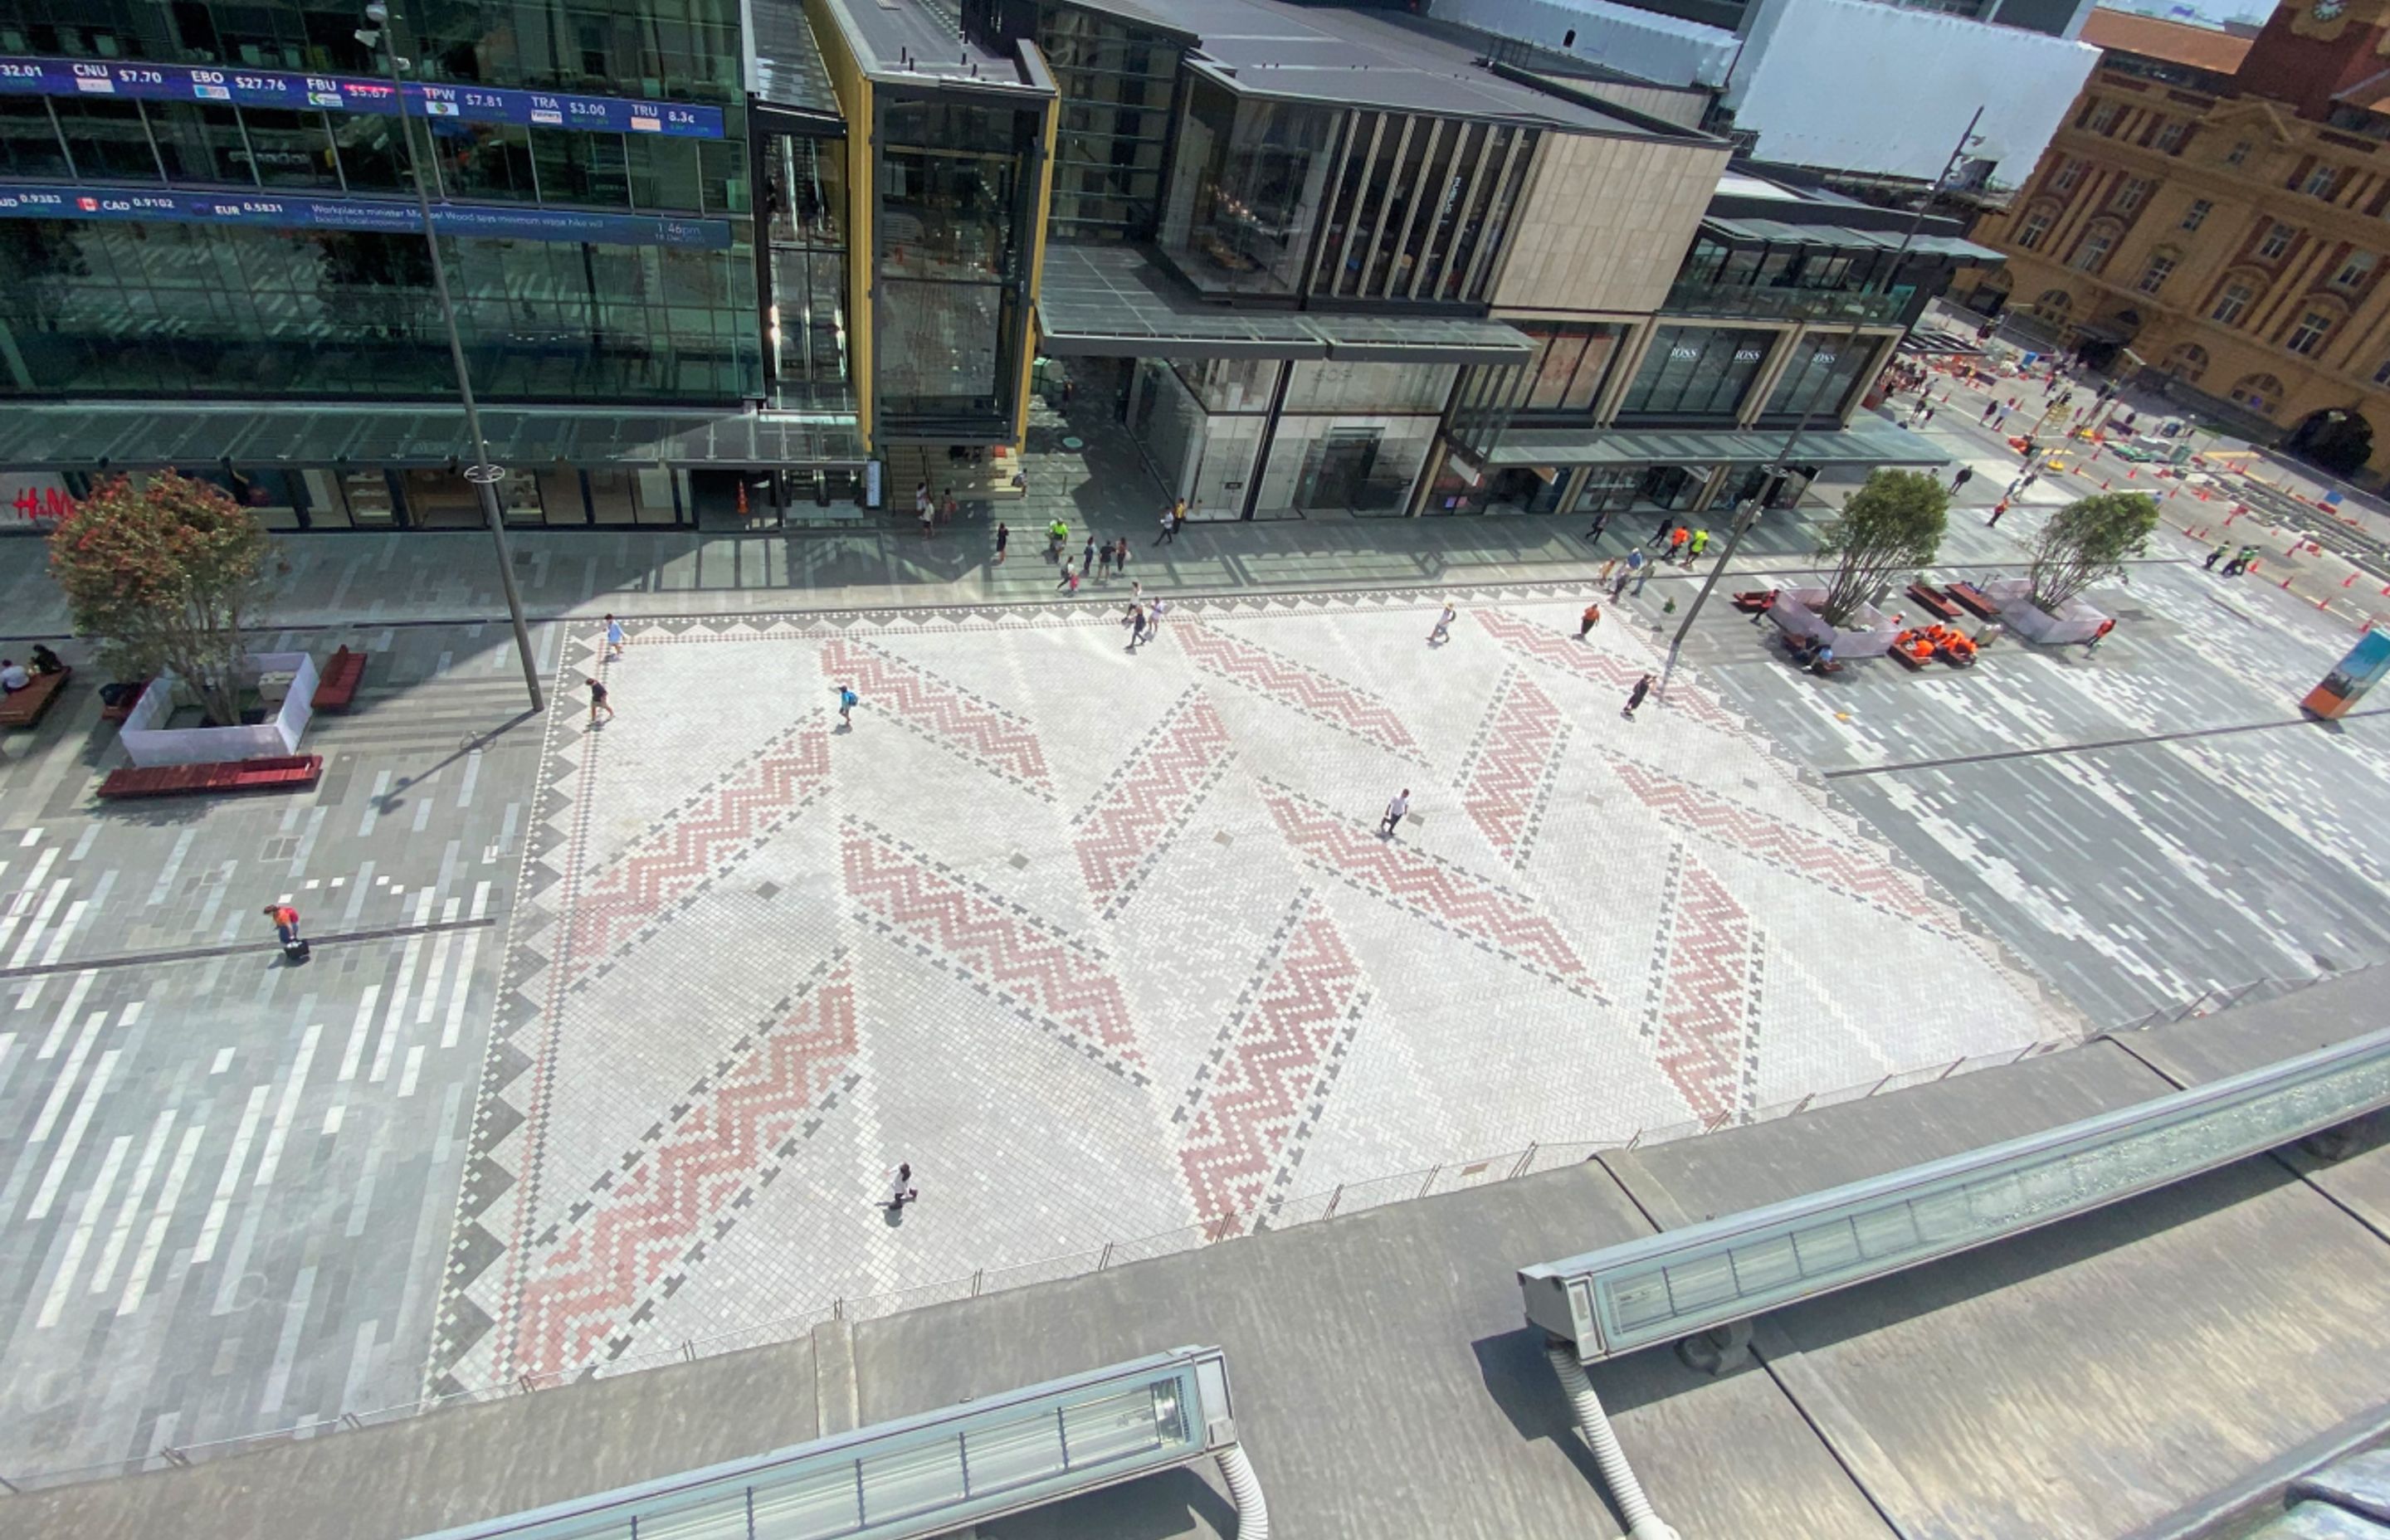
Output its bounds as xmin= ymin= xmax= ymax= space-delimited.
xmin=1617 ymin=327 xmax=1773 ymax=422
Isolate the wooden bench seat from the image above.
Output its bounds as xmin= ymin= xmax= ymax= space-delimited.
xmin=99 ymin=679 xmax=150 ymax=724
xmin=313 ymin=646 xmax=366 ymax=711
xmin=0 ymin=666 xmax=71 ymax=729
xmin=1905 ymin=583 xmax=1961 ymax=621
xmin=1945 ymin=582 xmax=2002 ymax=621
xmin=98 ymin=753 xmax=322 ymax=800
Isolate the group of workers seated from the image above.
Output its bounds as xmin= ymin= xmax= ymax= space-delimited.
xmin=1895 ymin=622 xmax=1979 ymax=667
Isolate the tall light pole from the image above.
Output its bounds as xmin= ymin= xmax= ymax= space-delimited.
xmin=1662 ymin=106 xmax=1987 ymax=686
xmin=358 ymin=1 xmax=544 ymax=713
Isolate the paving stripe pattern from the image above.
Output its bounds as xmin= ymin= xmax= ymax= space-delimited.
xmin=1457 ymin=669 xmax=1568 ymax=865
xmin=1651 ymin=855 xmax=1758 ymax=1125
xmin=1071 ymin=690 xmax=1235 ymax=914
xmin=1258 ymin=785 xmax=1601 ymax=996
xmin=1472 ymin=607 xmax=1742 ymax=733
xmin=819 ymin=636 xmax=1052 ymax=793
xmin=1175 ymin=894 xmax=1368 ymax=1231
xmin=509 ymin=962 xmax=857 ymax=1380
xmin=1175 ymin=621 xmax=1422 ymax=758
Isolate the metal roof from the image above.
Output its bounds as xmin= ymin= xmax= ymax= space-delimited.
xmin=0 ymin=405 xmax=867 ymax=471
xmin=1036 ymin=244 xmax=1532 ymax=363
xmin=749 ymin=0 xmax=846 ymax=123
xmin=1483 ymin=418 xmax=1943 ymax=469
xmin=1701 ymin=217 xmax=2003 ymax=263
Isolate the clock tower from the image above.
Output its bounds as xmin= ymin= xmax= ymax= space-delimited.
xmin=2236 ymin=0 xmax=2390 ymax=114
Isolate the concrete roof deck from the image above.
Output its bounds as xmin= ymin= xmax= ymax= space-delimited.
xmin=13 ymin=977 xmax=2388 ymax=1540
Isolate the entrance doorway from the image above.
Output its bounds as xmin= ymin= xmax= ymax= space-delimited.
xmin=1296 ymin=427 xmax=1382 ymax=512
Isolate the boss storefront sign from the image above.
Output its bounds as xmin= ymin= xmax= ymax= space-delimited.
xmin=0 ymin=56 xmax=723 ymax=138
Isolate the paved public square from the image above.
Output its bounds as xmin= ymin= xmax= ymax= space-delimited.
xmin=6 ymin=391 xmax=2390 ymax=1484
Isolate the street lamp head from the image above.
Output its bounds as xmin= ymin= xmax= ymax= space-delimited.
xmin=365 ymin=2 xmax=389 ymax=22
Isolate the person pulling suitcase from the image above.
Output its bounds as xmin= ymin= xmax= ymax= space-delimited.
xmin=264 ymin=903 xmax=310 ymax=962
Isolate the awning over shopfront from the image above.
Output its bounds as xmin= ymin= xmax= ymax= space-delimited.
xmin=0 ymin=405 xmax=867 ymax=472
xmin=1698 ymin=217 xmax=2004 ymax=265
xmin=1036 ymin=244 xmax=1534 ymax=364
xmin=1483 ymin=417 xmax=1945 ymax=470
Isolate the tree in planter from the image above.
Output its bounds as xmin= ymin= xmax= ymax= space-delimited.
xmin=47 ymin=472 xmax=271 ymax=726
xmin=1813 ymin=469 xmax=1949 ymax=627
xmin=2027 ymin=490 xmax=2158 ymax=615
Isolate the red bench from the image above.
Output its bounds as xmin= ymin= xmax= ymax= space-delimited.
xmin=98 ymin=754 xmax=323 ymax=801
xmin=1945 ymin=582 xmax=2002 ymax=621
xmin=100 ymin=679 xmax=151 ymax=724
xmin=1905 ymin=582 xmax=1961 ymax=621
xmin=1731 ymin=590 xmax=1779 ymax=613
xmin=0 ymin=666 xmax=71 ymax=729
xmin=313 ymin=646 xmax=366 ymax=710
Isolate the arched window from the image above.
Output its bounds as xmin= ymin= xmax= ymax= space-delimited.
xmin=2230 ymin=373 xmax=2286 ymax=411
xmin=2031 ymin=288 xmax=2074 ymax=320
xmin=2210 ymin=269 xmax=2266 ymax=326
xmin=2168 ymin=342 xmax=2209 ymax=384
xmin=2070 ymin=217 xmax=2124 ymax=275
xmin=2285 ymin=301 xmax=2343 ymax=357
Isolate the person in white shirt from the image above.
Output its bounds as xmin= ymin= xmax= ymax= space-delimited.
xmin=0 ymin=660 xmax=27 ymax=693
xmin=1380 ymin=788 xmax=1410 ymax=838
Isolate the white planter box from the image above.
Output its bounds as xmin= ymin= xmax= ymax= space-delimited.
xmin=1768 ymin=587 xmax=1900 ymax=659
xmin=1985 ymin=579 xmax=2109 ymax=644
xmin=118 ymin=651 xmax=319 ymax=768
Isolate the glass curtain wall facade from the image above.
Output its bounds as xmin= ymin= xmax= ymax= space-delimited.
xmin=874 ymin=94 xmax=1044 ymax=434
xmin=761 ymin=129 xmax=851 ymax=407
xmin=1263 ymin=358 xmax=1453 ymax=516
xmin=1617 ymin=324 xmax=1774 ymax=422
xmin=1310 ymin=113 xmax=1535 ymax=304
xmin=0 ymin=0 xmax=762 ymax=403
xmin=1129 ymin=356 xmax=1277 ymax=519
xmin=1158 ymin=79 xmax=1337 ymax=298
xmin=1757 ymin=332 xmax=1878 ymax=426
xmin=1039 ymin=2 xmax=1181 ymax=241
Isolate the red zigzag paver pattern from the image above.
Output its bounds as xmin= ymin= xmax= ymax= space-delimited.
xmin=1074 ymin=694 xmax=1233 ymax=903
xmin=564 ymin=730 xmax=831 ymax=979
xmin=1612 ymin=761 xmax=1952 ymax=931
xmin=1472 ymin=608 xmax=1739 ymax=732
xmin=1461 ymin=672 xmax=1566 ymax=862
xmin=1656 ymin=859 xmax=1752 ymax=1125
xmin=820 ymin=636 xmax=1051 ymax=788
xmin=1176 ymin=623 xmax=1419 ymax=754
xmin=841 ymin=829 xmax=1146 ymax=1072
xmin=1178 ymin=902 xmax=1365 ymax=1226
xmin=1261 ymin=790 xmax=1596 ymax=989
xmin=509 ymin=967 xmax=858 ymax=1379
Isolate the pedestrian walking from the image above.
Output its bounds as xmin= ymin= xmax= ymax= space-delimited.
xmin=915 ymin=480 xmax=931 ymax=524
xmin=1597 ymin=557 xmax=1619 ymax=584
xmin=1622 ymin=673 xmax=1653 ymax=719
xmin=604 ymin=613 xmax=624 ymax=660
xmin=940 ymin=489 xmax=959 ymax=526
xmin=1921 ymin=404 xmax=1938 ymax=425
xmin=1147 ymin=596 xmax=1166 ymax=632
xmin=1987 ymin=499 xmax=2010 ymax=527
xmin=1584 ymin=510 xmax=1612 ymax=543
xmin=1048 ymin=518 xmax=1069 ymax=560
xmin=1174 ymin=499 xmax=1188 ymax=537
xmin=995 ymin=521 xmax=1010 ymax=563
xmin=263 ymin=902 xmax=308 ymax=962
xmin=1687 ymin=528 xmax=1710 ymax=563
xmin=1157 ymin=506 xmax=1177 ymax=545
xmin=1981 ymin=397 xmax=1999 ymax=423
xmin=835 ymin=683 xmax=858 ymax=729
xmin=885 ymin=1162 xmax=918 ymax=1211
xmin=1428 ymin=603 xmax=1455 ymax=646
xmin=1380 ymin=788 xmax=1410 ymax=838
xmin=1650 ymin=513 xmax=1675 ymax=548
xmin=1950 ymin=465 xmax=1974 ymax=495
xmin=1627 ymin=547 xmax=1651 ymax=596
xmin=2204 ymin=543 xmax=2227 ymax=570
xmin=2085 ymin=616 xmax=2116 ymax=653
xmin=1082 ymin=536 xmax=1096 ymax=577
xmin=1667 ymin=525 xmax=1690 ymax=564
xmin=1578 ymin=602 xmax=1602 ymax=639
xmin=1115 ymin=538 xmax=1130 ymax=580
xmin=586 ymin=676 xmax=613 ymax=725
xmin=1129 ymin=603 xmax=1149 ymax=649
xmin=1097 ymin=541 xmax=1115 ymax=578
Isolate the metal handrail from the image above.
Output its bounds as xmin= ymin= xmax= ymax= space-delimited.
xmin=1522 ymin=1023 xmax=2390 ymax=1362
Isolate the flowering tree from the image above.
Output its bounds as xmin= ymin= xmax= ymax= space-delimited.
xmin=47 ymin=472 xmax=271 ymax=726
xmin=1813 ymin=469 xmax=1949 ymax=627
xmin=2028 ymin=491 xmax=2158 ymax=614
